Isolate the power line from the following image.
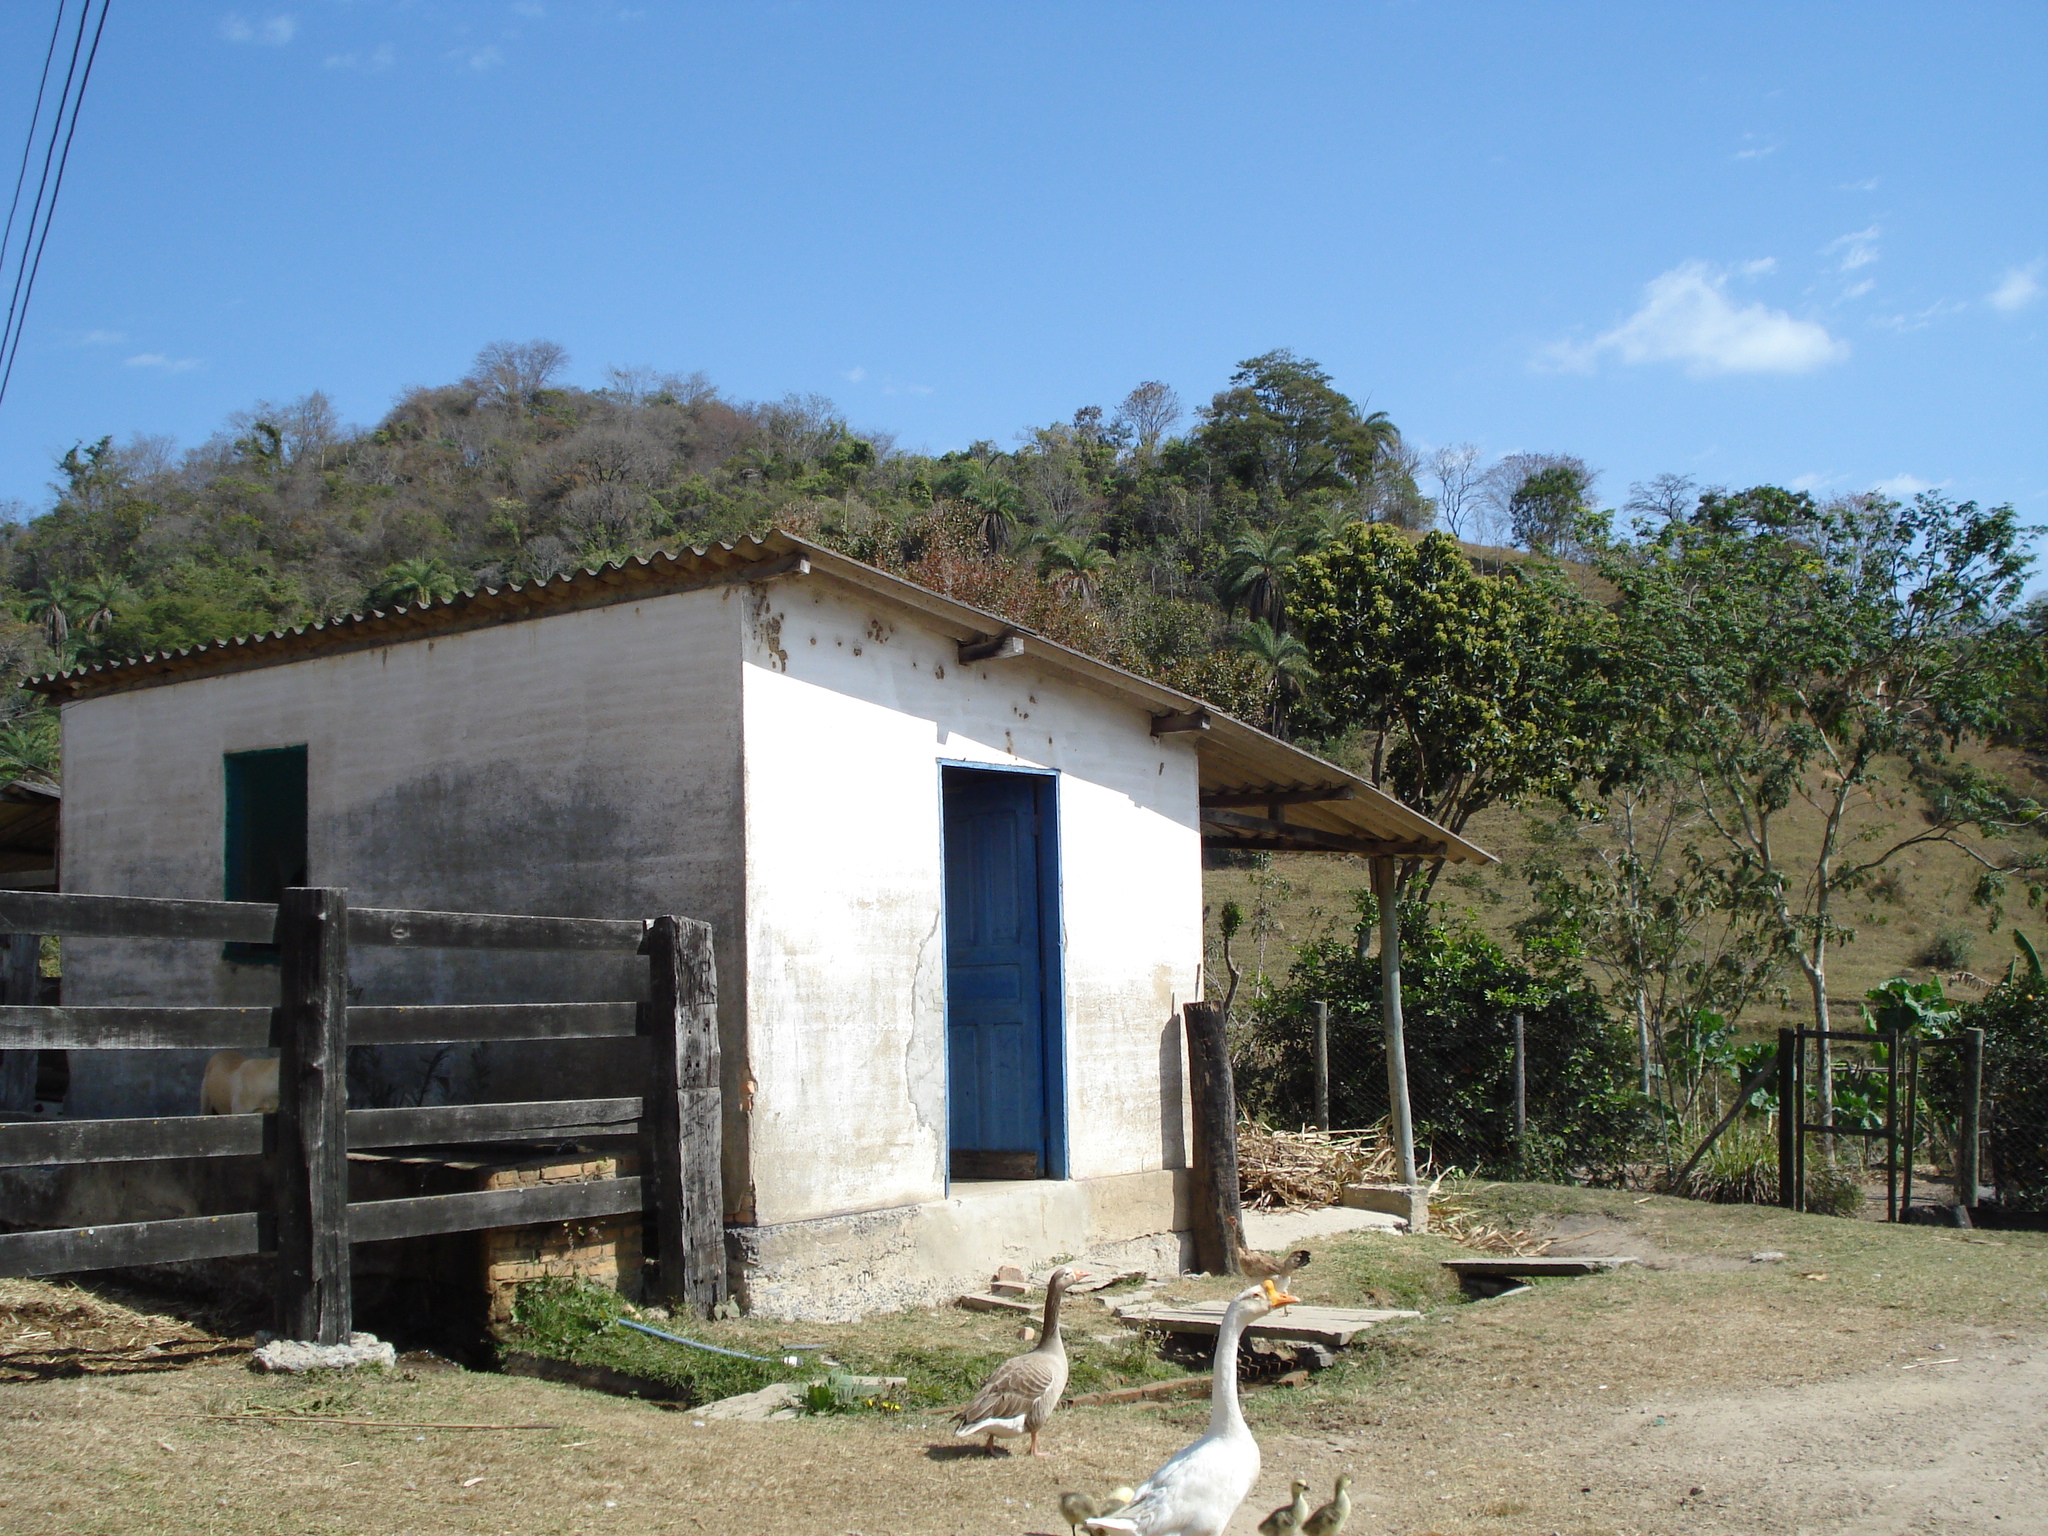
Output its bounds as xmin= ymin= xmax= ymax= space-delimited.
xmin=0 ymin=0 xmax=113 ymax=411
xmin=0 ymin=4 xmax=67 ymax=304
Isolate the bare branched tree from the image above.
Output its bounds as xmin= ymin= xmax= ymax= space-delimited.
xmin=1113 ymin=381 xmax=1182 ymax=453
xmin=1427 ymin=443 xmax=1486 ymax=541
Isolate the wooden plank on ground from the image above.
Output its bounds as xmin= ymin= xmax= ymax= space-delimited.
xmin=0 ymin=1211 xmax=267 ymax=1278
xmin=348 ymin=1175 xmax=644 ymax=1244
xmin=956 ymin=1292 xmax=1036 ymax=1315
xmin=345 ymin=1097 xmax=642 ymax=1148
xmin=0 ymin=1112 xmax=264 ymax=1166
xmin=0 ymin=1006 xmax=272 ymax=1050
xmin=346 ymin=1003 xmax=640 ymax=1044
xmin=1439 ymin=1256 xmax=1640 ymax=1279
xmin=0 ymin=891 xmax=275 ymax=944
xmin=1067 ymin=1375 xmax=1212 ymax=1406
xmin=1113 ymin=1300 xmax=1420 ymax=1349
xmin=349 ymin=907 xmax=647 ymax=954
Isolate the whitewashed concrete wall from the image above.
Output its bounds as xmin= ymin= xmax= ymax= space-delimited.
xmin=739 ymin=579 xmax=1203 ymax=1237
xmin=56 ymin=586 xmax=751 ymax=1210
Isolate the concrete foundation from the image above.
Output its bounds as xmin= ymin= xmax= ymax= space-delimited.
xmin=732 ymin=1168 xmax=1195 ymax=1321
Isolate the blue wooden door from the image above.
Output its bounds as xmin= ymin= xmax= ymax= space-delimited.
xmin=943 ymin=770 xmax=1054 ymax=1180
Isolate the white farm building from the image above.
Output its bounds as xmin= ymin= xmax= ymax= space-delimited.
xmin=28 ymin=532 xmax=1485 ymax=1318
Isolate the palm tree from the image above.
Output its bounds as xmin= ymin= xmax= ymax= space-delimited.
xmin=1231 ymin=619 xmax=1317 ymax=735
xmin=0 ymin=714 xmax=58 ymax=782
xmin=371 ymin=557 xmax=461 ymax=610
xmin=24 ymin=579 xmax=78 ymax=651
xmin=1292 ymin=504 xmax=1360 ymax=558
xmin=963 ymin=463 xmax=1026 ymax=552
xmin=1033 ymin=532 xmax=1114 ymax=605
xmin=71 ymin=575 xmax=129 ymax=636
xmin=1216 ymin=526 xmax=1299 ymax=628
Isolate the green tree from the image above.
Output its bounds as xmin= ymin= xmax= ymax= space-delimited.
xmin=1290 ymin=523 xmax=1616 ymax=893
xmin=1509 ymin=462 xmax=1604 ymax=557
xmin=1192 ymin=351 xmax=1398 ymax=504
xmin=24 ymin=578 xmax=77 ymax=652
xmin=1610 ymin=488 xmax=2044 ymax=1127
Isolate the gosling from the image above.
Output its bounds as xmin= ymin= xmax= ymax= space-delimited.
xmin=1301 ymin=1473 xmax=1352 ymax=1536
xmin=1257 ymin=1479 xmax=1312 ymax=1536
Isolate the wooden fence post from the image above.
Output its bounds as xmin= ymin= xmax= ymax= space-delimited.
xmin=1183 ymin=1000 xmax=1243 ymax=1275
xmin=274 ymin=887 xmax=351 ymax=1345
xmin=1312 ymin=1001 xmax=1330 ymax=1132
xmin=1511 ymin=1010 xmax=1528 ymax=1167
xmin=0 ymin=932 xmax=37 ymax=1110
xmin=1777 ymin=1028 xmax=1799 ymax=1211
xmin=1957 ymin=1026 xmax=1985 ymax=1212
xmin=642 ymin=915 xmax=725 ymax=1317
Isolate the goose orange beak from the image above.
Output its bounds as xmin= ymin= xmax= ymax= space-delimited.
xmin=1261 ymin=1278 xmax=1302 ymax=1309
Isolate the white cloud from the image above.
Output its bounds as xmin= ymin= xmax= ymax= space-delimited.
xmin=219 ymin=13 xmax=296 ymax=46
xmin=513 ymin=2 xmax=546 ymax=15
xmin=78 ymin=328 xmax=126 ymax=346
xmin=1546 ymin=262 xmax=1849 ymax=377
xmin=1738 ymin=257 xmax=1777 ymax=277
xmin=1825 ymin=226 xmax=1881 ymax=272
xmin=449 ymin=45 xmax=505 ymax=70
xmin=1989 ymin=261 xmax=2044 ymax=313
xmin=841 ymin=366 xmax=867 ymax=383
xmin=1789 ymin=472 xmax=1835 ymax=493
xmin=1733 ymin=134 xmax=1780 ymax=161
xmin=1840 ymin=177 xmax=1881 ymax=192
xmin=124 ymin=353 xmax=201 ymax=373
xmin=1841 ymin=278 xmax=1876 ymax=300
xmin=1873 ymin=472 xmax=1946 ymax=497
xmin=325 ymin=42 xmax=395 ymax=71
xmin=1874 ymin=299 xmax=1965 ymax=334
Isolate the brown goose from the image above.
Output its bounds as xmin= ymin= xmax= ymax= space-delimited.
xmin=952 ymin=1264 xmax=1088 ymax=1456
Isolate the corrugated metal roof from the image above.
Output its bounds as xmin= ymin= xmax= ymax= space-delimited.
xmin=28 ymin=531 xmax=1492 ymax=863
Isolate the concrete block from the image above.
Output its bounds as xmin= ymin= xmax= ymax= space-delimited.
xmin=1339 ymin=1184 xmax=1428 ymax=1231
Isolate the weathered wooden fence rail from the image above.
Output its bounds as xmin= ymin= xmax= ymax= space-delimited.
xmin=0 ymin=888 xmax=723 ymax=1344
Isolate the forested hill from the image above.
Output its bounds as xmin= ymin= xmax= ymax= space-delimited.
xmin=0 ymin=341 xmax=1605 ymax=775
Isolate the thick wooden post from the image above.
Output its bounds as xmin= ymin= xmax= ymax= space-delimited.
xmin=1373 ymin=858 xmax=1422 ymax=1228
xmin=1183 ymin=1000 xmax=1243 ymax=1275
xmin=1957 ymin=1026 xmax=1984 ymax=1212
xmin=1777 ymin=1028 xmax=1799 ymax=1211
xmin=274 ymin=887 xmax=351 ymax=1344
xmin=642 ymin=915 xmax=725 ymax=1317
xmin=1312 ymin=1001 xmax=1330 ymax=1131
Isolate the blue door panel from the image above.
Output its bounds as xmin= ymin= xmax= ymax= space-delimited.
xmin=944 ymin=771 xmax=1051 ymax=1174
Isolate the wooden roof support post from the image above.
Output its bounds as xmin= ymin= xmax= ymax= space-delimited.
xmin=1182 ymin=1000 xmax=1244 ymax=1275
xmin=1372 ymin=858 xmax=1425 ymax=1232
xmin=275 ymin=887 xmax=353 ymax=1345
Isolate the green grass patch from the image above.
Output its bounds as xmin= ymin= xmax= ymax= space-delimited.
xmin=500 ymin=1278 xmax=1196 ymax=1412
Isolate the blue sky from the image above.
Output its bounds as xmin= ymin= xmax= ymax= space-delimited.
xmin=0 ymin=2 xmax=2041 ymax=539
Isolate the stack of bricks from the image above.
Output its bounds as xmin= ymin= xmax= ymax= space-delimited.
xmin=480 ymin=1149 xmax=643 ymax=1326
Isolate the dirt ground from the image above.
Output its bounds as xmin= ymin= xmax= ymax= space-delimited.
xmin=5 ymin=1185 xmax=2045 ymax=1536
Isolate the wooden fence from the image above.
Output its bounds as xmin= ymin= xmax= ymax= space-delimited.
xmin=0 ymin=888 xmax=724 ymax=1343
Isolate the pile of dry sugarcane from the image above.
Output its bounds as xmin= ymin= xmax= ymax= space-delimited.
xmin=1235 ymin=1119 xmax=1399 ymax=1209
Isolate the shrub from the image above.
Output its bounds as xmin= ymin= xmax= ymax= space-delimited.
xmin=1233 ymin=901 xmax=1654 ymax=1181
xmin=1916 ymin=922 xmax=1977 ymax=971
xmin=1949 ymin=968 xmax=2048 ymax=1211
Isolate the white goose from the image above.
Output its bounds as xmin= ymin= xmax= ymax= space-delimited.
xmin=1085 ymin=1277 xmax=1299 ymax=1536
